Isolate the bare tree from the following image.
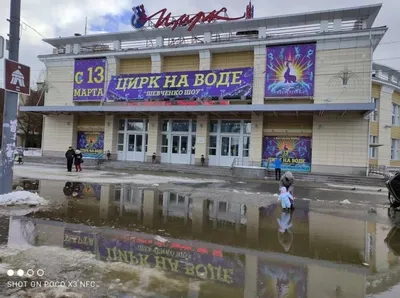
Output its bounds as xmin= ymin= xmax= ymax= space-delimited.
xmin=17 ymin=85 xmax=45 ymax=148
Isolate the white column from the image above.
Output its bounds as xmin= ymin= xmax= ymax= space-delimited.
xmin=199 ymin=50 xmax=211 ymax=70
xmin=249 ymin=114 xmax=263 ymax=165
xmin=146 ymin=114 xmax=161 ymax=162
xmin=151 ymin=54 xmax=162 ymax=73
xmin=244 ymin=255 xmax=258 ymax=298
xmin=252 ymin=46 xmax=266 ymax=104
xmin=104 ymin=115 xmax=118 ymax=159
xmin=377 ymin=86 xmax=394 ymax=166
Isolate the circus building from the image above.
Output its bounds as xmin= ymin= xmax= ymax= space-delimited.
xmin=20 ymin=2 xmax=387 ymax=174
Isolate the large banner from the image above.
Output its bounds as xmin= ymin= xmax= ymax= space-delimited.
xmin=97 ymin=234 xmax=245 ymax=285
xmin=263 ymin=137 xmax=312 ymax=172
xmin=63 ymin=229 xmax=96 ymax=253
xmin=76 ymin=131 xmax=104 ymax=159
xmin=105 ymin=67 xmax=253 ymax=101
xmin=265 ymin=43 xmax=316 ymax=97
xmin=257 ymin=259 xmax=307 ymax=298
xmin=73 ymin=58 xmax=107 ymax=101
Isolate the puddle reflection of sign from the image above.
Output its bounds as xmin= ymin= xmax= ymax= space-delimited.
xmin=63 ymin=229 xmax=96 ymax=253
xmin=97 ymin=235 xmax=245 ymax=285
xmin=4 ymin=59 xmax=31 ymax=95
xmin=257 ymin=259 xmax=307 ymax=298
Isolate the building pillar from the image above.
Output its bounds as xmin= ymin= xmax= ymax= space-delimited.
xmin=146 ymin=114 xmax=161 ymax=162
xmin=143 ymin=190 xmax=158 ymax=227
xmin=104 ymin=115 xmax=118 ymax=160
xmin=191 ymin=198 xmax=208 ymax=233
xmin=246 ymin=205 xmax=260 ymax=243
xmin=252 ymin=46 xmax=266 ymax=105
xmin=195 ymin=114 xmax=209 ymax=165
xmin=199 ymin=50 xmax=211 ymax=70
xmin=107 ymin=56 xmax=119 ymax=81
xmin=151 ymin=53 xmax=162 ymax=73
xmin=42 ymin=114 xmax=78 ymax=157
xmin=99 ymin=185 xmax=114 ymax=220
xmin=377 ymin=86 xmax=394 ymax=166
xmin=244 ymin=254 xmax=258 ymax=298
xmin=249 ymin=114 xmax=264 ymax=165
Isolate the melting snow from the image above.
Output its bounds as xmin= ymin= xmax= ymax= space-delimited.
xmin=0 ymin=191 xmax=48 ymax=206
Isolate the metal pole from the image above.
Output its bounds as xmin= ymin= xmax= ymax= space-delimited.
xmin=0 ymin=0 xmax=21 ymax=194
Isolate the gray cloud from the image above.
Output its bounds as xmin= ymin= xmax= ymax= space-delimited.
xmin=0 ymin=0 xmax=399 ymax=88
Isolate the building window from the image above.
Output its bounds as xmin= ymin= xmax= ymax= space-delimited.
xmin=371 ymin=98 xmax=378 ymax=122
xmin=118 ymin=119 xmax=125 ymax=130
xmin=221 ymin=121 xmax=241 ymax=133
xmin=369 ymin=135 xmax=377 ymax=159
xmin=243 ymin=136 xmax=250 ymax=157
xmin=391 ymin=139 xmax=400 ymax=160
xmin=209 ymin=135 xmax=217 ymax=156
xmin=172 ymin=120 xmax=189 ymax=132
xmin=392 ymin=104 xmax=399 ymax=126
xmin=161 ymin=135 xmax=168 ymax=153
xmin=127 ymin=120 xmax=144 ymax=131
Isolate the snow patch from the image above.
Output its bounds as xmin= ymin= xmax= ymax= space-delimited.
xmin=14 ymin=165 xmax=224 ymax=185
xmin=0 ymin=191 xmax=48 ymax=206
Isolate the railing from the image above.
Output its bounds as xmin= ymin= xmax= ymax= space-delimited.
xmin=231 ymin=158 xmax=270 ymax=168
xmin=369 ymin=165 xmax=400 ymax=179
xmin=52 ymin=19 xmax=365 ymax=55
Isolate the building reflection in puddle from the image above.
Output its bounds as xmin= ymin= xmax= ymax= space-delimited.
xmin=7 ymin=183 xmax=400 ymax=297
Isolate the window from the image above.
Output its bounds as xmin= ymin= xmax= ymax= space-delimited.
xmin=221 ymin=120 xmax=241 ymax=133
xmin=243 ymin=121 xmax=251 ymax=134
xmin=118 ymin=119 xmax=125 ymax=131
xmin=117 ymin=133 xmax=124 ymax=151
xmin=209 ymin=120 xmax=218 ymax=133
xmin=127 ymin=120 xmax=144 ymax=131
xmin=392 ymin=139 xmax=400 ymax=160
xmin=161 ymin=135 xmax=168 ymax=153
xmin=162 ymin=120 xmax=169 ymax=132
xmin=243 ymin=136 xmax=250 ymax=157
xmin=369 ymin=135 xmax=377 ymax=159
xmin=208 ymin=136 xmax=217 ymax=156
xmin=172 ymin=120 xmax=189 ymax=132
xmin=371 ymin=98 xmax=378 ymax=122
xmin=392 ymin=104 xmax=399 ymax=126
xmin=191 ymin=121 xmax=197 ymax=133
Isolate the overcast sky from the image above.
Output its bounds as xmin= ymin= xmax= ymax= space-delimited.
xmin=0 ymin=0 xmax=398 ymax=89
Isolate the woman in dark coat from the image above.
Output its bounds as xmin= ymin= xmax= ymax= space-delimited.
xmin=74 ymin=149 xmax=83 ymax=172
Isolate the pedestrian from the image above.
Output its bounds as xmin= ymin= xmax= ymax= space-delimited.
xmin=65 ymin=146 xmax=75 ymax=172
xmin=74 ymin=149 xmax=83 ymax=172
xmin=274 ymin=157 xmax=282 ymax=180
xmin=279 ymin=171 xmax=295 ymax=210
xmin=106 ymin=150 xmax=111 ymax=161
xmin=277 ymin=186 xmax=293 ymax=212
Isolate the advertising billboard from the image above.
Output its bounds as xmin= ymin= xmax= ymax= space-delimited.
xmin=262 ymin=136 xmax=312 ymax=172
xmin=73 ymin=58 xmax=107 ymax=101
xmin=76 ymin=131 xmax=104 ymax=159
xmin=265 ymin=43 xmax=316 ymax=97
xmin=105 ymin=67 xmax=253 ymax=101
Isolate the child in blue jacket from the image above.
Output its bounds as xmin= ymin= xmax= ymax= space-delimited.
xmin=278 ymin=186 xmax=293 ymax=212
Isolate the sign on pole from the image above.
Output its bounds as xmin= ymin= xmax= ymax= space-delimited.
xmin=4 ymin=58 xmax=30 ymax=95
xmin=0 ymin=36 xmax=4 ymax=59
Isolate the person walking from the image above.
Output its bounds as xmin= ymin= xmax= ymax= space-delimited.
xmin=279 ymin=171 xmax=295 ymax=210
xmin=74 ymin=149 xmax=83 ymax=172
xmin=274 ymin=157 xmax=282 ymax=180
xmin=65 ymin=146 xmax=75 ymax=172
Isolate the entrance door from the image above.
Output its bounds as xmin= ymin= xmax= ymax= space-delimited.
xmin=219 ymin=136 xmax=240 ymax=167
xmin=170 ymin=135 xmax=190 ymax=164
xmin=125 ymin=134 xmax=145 ymax=162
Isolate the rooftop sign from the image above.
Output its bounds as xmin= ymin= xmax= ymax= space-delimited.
xmin=131 ymin=5 xmax=246 ymax=31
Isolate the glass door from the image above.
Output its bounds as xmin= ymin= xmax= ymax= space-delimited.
xmin=125 ymin=134 xmax=145 ymax=162
xmin=171 ymin=135 xmax=190 ymax=164
xmin=219 ymin=136 xmax=240 ymax=167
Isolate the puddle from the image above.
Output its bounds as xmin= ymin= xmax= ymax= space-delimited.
xmin=0 ymin=180 xmax=399 ymax=297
